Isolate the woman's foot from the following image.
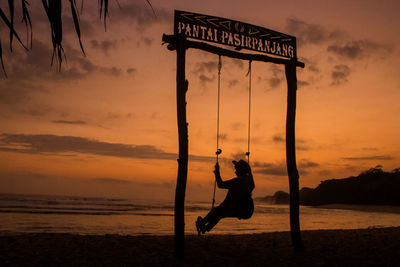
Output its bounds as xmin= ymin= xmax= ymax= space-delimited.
xmin=195 ymin=216 xmax=205 ymax=236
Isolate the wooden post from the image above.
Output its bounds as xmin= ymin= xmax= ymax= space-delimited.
xmin=284 ymin=61 xmax=305 ymax=252
xmin=174 ymin=36 xmax=188 ymax=259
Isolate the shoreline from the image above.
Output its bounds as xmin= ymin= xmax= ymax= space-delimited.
xmin=310 ymin=204 xmax=400 ymax=214
xmin=1 ymin=227 xmax=399 ymax=266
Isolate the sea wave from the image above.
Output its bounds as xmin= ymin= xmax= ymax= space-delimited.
xmin=0 ymin=194 xmax=285 ymax=216
xmin=2 ymin=194 xmax=400 ymax=235
xmin=0 ymin=209 xmax=174 ymax=216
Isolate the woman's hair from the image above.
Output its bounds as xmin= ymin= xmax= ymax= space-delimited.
xmin=233 ymin=159 xmax=251 ymax=176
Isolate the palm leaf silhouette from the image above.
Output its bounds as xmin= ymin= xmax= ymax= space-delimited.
xmin=21 ymin=0 xmax=33 ymax=49
xmin=0 ymin=0 xmax=155 ymax=77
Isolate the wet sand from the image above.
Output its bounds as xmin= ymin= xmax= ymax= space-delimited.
xmin=1 ymin=227 xmax=399 ymax=266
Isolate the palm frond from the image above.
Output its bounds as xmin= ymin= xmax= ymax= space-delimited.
xmin=8 ymin=0 xmax=15 ymax=51
xmin=21 ymin=0 xmax=33 ymax=49
xmin=0 ymin=0 xmax=153 ymax=77
xmin=69 ymin=0 xmax=85 ymax=55
xmin=0 ymin=40 xmax=7 ymax=78
xmin=115 ymin=0 xmax=121 ymax=9
xmin=98 ymin=0 xmax=109 ymax=31
xmin=0 ymin=7 xmax=27 ymax=50
xmin=0 ymin=1 xmax=32 ymax=77
xmin=146 ymin=0 xmax=156 ymax=18
xmin=42 ymin=0 xmax=64 ymax=70
xmin=80 ymin=0 xmax=84 ymax=14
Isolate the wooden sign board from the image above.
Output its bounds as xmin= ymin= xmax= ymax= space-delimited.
xmin=174 ymin=10 xmax=297 ymax=59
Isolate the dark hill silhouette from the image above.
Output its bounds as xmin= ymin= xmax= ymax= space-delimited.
xmin=257 ymin=166 xmax=400 ymax=206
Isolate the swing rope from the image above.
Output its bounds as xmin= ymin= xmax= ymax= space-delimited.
xmin=246 ymin=60 xmax=252 ymax=163
xmin=211 ymin=58 xmax=253 ymax=208
xmin=216 ymin=55 xmax=222 ymax=162
xmin=212 ymin=55 xmax=222 ymax=209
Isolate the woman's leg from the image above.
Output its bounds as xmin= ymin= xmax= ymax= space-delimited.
xmin=199 ymin=202 xmax=235 ymax=232
xmin=202 ymin=207 xmax=223 ymax=232
xmin=196 ymin=207 xmax=220 ymax=234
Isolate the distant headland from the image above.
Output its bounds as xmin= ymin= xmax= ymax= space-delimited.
xmin=256 ymin=165 xmax=400 ymax=206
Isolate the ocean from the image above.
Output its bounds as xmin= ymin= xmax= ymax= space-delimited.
xmin=1 ymin=194 xmax=400 ymax=236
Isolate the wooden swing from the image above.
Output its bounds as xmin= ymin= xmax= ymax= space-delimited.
xmin=163 ymin=10 xmax=306 ymax=258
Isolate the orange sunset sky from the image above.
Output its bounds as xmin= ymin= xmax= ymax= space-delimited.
xmin=0 ymin=0 xmax=399 ymax=201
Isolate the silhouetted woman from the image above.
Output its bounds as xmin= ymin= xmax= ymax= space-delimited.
xmin=196 ymin=159 xmax=255 ymax=235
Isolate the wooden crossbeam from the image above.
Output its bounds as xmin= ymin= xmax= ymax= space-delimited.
xmin=162 ymin=34 xmax=305 ymax=68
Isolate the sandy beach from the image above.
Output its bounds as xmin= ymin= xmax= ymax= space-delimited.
xmin=1 ymin=227 xmax=399 ymax=266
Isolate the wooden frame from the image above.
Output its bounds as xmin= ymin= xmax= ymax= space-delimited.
xmin=162 ymin=33 xmax=305 ymax=258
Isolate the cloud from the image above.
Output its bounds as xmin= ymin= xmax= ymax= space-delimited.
xmin=0 ymin=170 xmax=177 ymax=200
xmin=90 ymin=40 xmax=118 ymax=55
xmin=231 ymin=58 xmax=244 ymax=69
xmin=269 ymin=77 xmax=282 ymax=89
xmin=193 ymin=61 xmax=218 ymax=74
xmin=99 ymin=66 xmax=123 ymax=77
xmin=253 ymin=161 xmax=287 ymax=176
xmin=263 ymin=65 xmax=284 ymax=91
xmin=285 ymin=18 xmax=345 ymax=46
xmin=3 ymin=40 xmax=54 ymax=80
xmin=16 ymin=104 xmax=54 ymax=117
xmin=142 ymin=37 xmax=153 ymax=46
xmin=327 ymin=40 xmax=392 ymax=60
xmin=113 ymin=3 xmax=171 ymax=27
xmin=0 ymin=133 xmax=213 ymax=162
xmin=362 ymin=147 xmax=379 ymax=151
xmin=229 ymin=152 xmax=249 ymax=161
xmin=0 ymin=81 xmax=47 ymax=106
xmin=2 ymin=39 xmax=124 ymax=82
xmin=51 ymin=120 xmax=87 ymax=125
xmin=59 ymin=7 xmax=97 ymax=38
xmin=272 ymin=134 xmax=309 ymax=149
xmin=298 ymin=159 xmax=319 ymax=168
xmin=296 ymin=145 xmax=310 ymax=151
xmin=298 ymin=80 xmax=310 ymax=88
xmin=228 ymin=79 xmax=239 ymax=88
xmin=253 ymin=158 xmax=319 ymax=176
xmin=331 ymin=64 xmax=350 ymax=86
xmin=327 ymin=42 xmax=363 ymax=60
xmin=192 ymin=61 xmax=218 ymax=86
xmin=301 ymin=58 xmax=320 ymax=73
xmin=319 ymin=169 xmax=332 ymax=177
xmin=0 ymin=78 xmax=64 ymax=118
xmin=77 ymin=58 xmax=122 ymax=77
xmin=136 ymin=37 xmax=154 ymax=47
xmin=92 ymin=177 xmax=131 ymax=184
xmin=199 ymin=74 xmax=215 ymax=86
xmin=309 ymin=65 xmax=320 ymax=73
xmin=231 ymin=122 xmax=245 ymax=131
xmin=272 ymin=134 xmax=284 ymax=143
xmin=231 ymin=137 xmax=262 ymax=145
xmin=127 ymin=68 xmax=137 ymax=75
xmin=342 ymin=155 xmax=394 ymax=161
xmin=218 ymin=134 xmax=228 ymax=141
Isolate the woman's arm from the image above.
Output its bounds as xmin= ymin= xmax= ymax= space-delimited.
xmin=213 ymin=163 xmax=234 ymax=189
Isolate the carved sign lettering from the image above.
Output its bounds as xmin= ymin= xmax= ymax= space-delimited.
xmin=174 ymin=10 xmax=297 ymax=59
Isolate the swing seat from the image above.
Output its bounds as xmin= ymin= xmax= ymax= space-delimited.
xmin=236 ymin=197 xmax=254 ymax=220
